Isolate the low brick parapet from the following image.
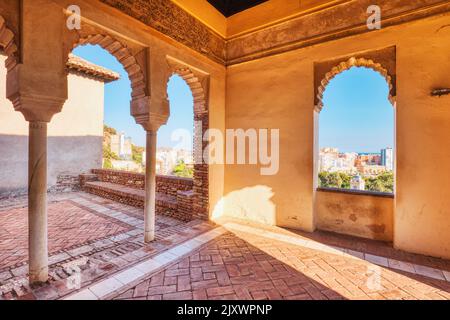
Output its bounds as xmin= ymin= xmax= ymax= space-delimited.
xmin=176 ymin=190 xmax=195 ymax=222
xmin=90 ymin=169 xmax=194 ymax=192
xmin=83 ymin=169 xmax=194 ymax=221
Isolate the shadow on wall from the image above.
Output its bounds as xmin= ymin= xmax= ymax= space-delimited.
xmin=212 ymin=185 xmax=277 ymax=226
xmin=0 ymin=134 xmax=102 ymax=198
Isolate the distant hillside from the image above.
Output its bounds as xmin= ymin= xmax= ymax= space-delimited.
xmin=103 ymin=125 xmax=119 ymax=168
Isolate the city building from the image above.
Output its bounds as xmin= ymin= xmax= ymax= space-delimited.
xmin=357 ymin=164 xmax=389 ymax=177
xmin=381 ymin=147 xmax=394 ymax=171
xmin=355 ymin=153 xmax=382 ymax=166
xmin=155 ymin=147 xmax=194 ymax=175
xmin=110 ymin=132 xmax=133 ymax=160
xmin=350 ymin=173 xmax=366 ymax=191
xmin=319 ymin=147 xmax=390 ymax=176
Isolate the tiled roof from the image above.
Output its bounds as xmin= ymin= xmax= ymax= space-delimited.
xmin=67 ymin=54 xmax=120 ymax=83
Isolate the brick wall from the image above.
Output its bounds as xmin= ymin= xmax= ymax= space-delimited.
xmin=87 ymin=169 xmax=195 ymax=221
xmin=50 ymin=174 xmax=81 ymax=193
xmin=91 ymin=169 xmax=193 ymax=193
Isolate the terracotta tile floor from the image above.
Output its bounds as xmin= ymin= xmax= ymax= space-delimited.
xmin=0 ymin=192 xmax=213 ymax=300
xmin=113 ymin=229 xmax=450 ymax=300
xmin=0 ymin=200 xmax=131 ymax=269
xmin=1 ymin=193 xmax=450 ymax=300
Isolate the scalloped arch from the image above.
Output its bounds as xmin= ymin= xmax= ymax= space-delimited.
xmin=316 ymin=57 xmax=395 ymax=112
xmin=165 ymin=58 xmax=210 ymax=220
xmin=0 ymin=15 xmax=18 ymax=70
xmin=72 ymin=34 xmax=147 ymax=99
xmin=168 ymin=67 xmax=208 ymax=115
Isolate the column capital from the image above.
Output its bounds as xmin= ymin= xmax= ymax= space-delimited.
xmin=8 ymin=93 xmax=66 ymax=123
xmin=131 ymin=95 xmax=170 ymax=132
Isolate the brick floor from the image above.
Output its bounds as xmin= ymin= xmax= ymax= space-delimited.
xmin=0 ymin=200 xmax=131 ymax=269
xmin=112 ymin=228 xmax=450 ymax=300
xmin=0 ymin=192 xmax=214 ymax=300
xmin=2 ymin=193 xmax=450 ymax=300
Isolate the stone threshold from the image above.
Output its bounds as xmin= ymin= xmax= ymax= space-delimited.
xmin=222 ymin=223 xmax=450 ymax=283
xmin=64 ymin=227 xmax=228 ymax=300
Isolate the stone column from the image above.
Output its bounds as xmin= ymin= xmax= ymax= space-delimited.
xmin=144 ymin=129 xmax=158 ymax=243
xmin=28 ymin=121 xmax=49 ymax=283
xmin=131 ymin=94 xmax=169 ymax=243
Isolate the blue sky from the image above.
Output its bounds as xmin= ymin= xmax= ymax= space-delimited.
xmin=73 ymin=45 xmax=194 ymax=148
xmin=320 ymin=67 xmax=394 ymax=153
xmin=74 ymin=45 xmax=393 ymax=153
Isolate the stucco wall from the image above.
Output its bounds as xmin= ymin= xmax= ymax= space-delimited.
xmin=315 ymin=189 xmax=394 ymax=242
xmin=223 ymin=13 xmax=450 ymax=259
xmin=0 ymin=54 xmax=104 ymax=198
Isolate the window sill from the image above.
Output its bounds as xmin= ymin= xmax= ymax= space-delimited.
xmin=317 ymin=187 xmax=394 ymax=198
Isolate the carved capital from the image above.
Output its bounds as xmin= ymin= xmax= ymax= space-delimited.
xmin=0 ymin=16 xmax=19 ymax=71
xmin=7 ymin=93 xmax=66 ymax=123
xmin=131 ymin=96 xmax=170 ymax=131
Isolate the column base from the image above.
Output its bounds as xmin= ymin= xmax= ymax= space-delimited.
xmin=29 ymin=265 xmax=49 ymax=284
xmin=144 ymin=231 xmax=155 ymax=243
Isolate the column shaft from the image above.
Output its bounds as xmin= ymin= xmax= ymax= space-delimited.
xmin=28 ymin=121 xmax=49 ymax=283
xmin=144 ymin=130 xmax=157 ymax=243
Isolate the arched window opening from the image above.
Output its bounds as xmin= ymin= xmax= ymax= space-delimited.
xmin=158 ymin=74 xmax=194 ymax=178
xmin=317 ymin=66 xmax=395 ymax=194
xmin=72 ymin=44 xmax=146 ymax=173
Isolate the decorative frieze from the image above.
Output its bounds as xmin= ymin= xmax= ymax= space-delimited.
xmin=100 ymin=0 xmax=226 ymax=64
xmin=100 ymin=0 xmax=450 ymax=66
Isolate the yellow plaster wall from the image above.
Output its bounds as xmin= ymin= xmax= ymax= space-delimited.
xmin=315 ymin=190 xmax=394 ymax=242
xmin=223 ymin=13 xmax=450 ymax=259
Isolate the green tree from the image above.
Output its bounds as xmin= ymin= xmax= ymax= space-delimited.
xmin=132 ymin=144 xmax=144 ymax=165
xmin=172 ymin=160 xmax=194 ymax=178
xmin=319 ymin=171 xmax=351 ymax=189
xmin=364 ymin=172 xmax=394 ymax=193
xmin=319 ymin=171 xmax=394 ymax=193
xmin=103 ymin=145 xmax=120 ymax=161
xmin=103 ymin=158 xmax=113 ymax=169
xmin=339 ymin=172 xmax=351 ymax=189
xmin=103 ymin=124 xmax=117 ymax=136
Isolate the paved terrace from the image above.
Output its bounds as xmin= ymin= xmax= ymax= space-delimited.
xmin=0 ymin=192 xmax=449 ymax=300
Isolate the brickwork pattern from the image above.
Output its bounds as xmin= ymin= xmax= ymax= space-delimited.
xmin=0 ymin=192 xmax=213 ymax=300
xmin=0 ymin=200 xmax=131 ymax=270
xmin=50 ymin=174 xmax=81 ymax=193
xmin=113 ymin=232 xmax=450 ymax=300
xmin=83 ymin=170 xmax=194 ymax=221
